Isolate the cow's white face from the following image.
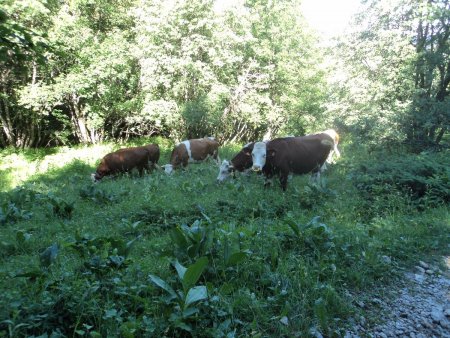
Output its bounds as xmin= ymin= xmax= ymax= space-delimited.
xmin=217 ymin=160 xmax=232 ymax=182
xmin=251 ymin=142 xmax=267 ymax=171
xmin=163 ymin=164 xmax=174 ymax=175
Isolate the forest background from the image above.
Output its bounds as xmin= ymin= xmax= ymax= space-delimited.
xmin=1 ymin=0 xmax=449 ymax=149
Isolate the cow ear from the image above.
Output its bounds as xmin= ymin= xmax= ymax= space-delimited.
xmin=269 ymin=149 xmax=276 ymax=157
xmin=244 ymin=150 xmax=250 ymax=156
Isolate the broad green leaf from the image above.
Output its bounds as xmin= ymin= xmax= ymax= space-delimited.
xmin=148 ymin=274 xmax=177 ymax=299
xmin=184 ymin=286 xmax=208 ymax=308
xmin=182 ymin=306 xmax=200 ymax=318
xmin=172 ymin=259 xmax=187 ymax=280
xmin=285 ymin=219 xmax=300 ymax=237
xmin=226 ymin=252 xmax=247 ymax=267
xmin=182 ymin=256 xmax=208 ymax=291
xmin=40 ymin=243 xmax=59 ymax=268
xmin=174 ymin=321 xmax=192 ymax=332
xmin=171 ymin=227 xmax=188 ymax=249
xmin=14 ymin=270 xmax=45 ymax=280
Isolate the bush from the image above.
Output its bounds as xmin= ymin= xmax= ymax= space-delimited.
xmin=350 ymin=152 xmax=449 ymax=208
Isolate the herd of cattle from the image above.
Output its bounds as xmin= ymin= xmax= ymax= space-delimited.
xmin=92 ymin=130 xmax=341 ymax=190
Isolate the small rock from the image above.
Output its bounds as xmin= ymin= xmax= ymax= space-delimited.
xmin=400 ymin=312 xmax=408 ymax=318
xmin=431 ymin=308 xmax=444 ymax=323
xmin=309 ymin=327 xmax=323 ymax=338
xmin=356 ymin=301 xmax=365 ymax=308
xmin=371 ymin=298 xmax=382 ymax=305
xmin=279 ymin=316 xmax=289 ymax=326
xmin=419 ymin=260 xmax=429 ymax=269
xmin=415 ymin=266 xmax=426 ymax=274
xmin=440 ymin=319 xmax=450 ymax=329
xmin=425 ymin=269 xmax=434 ymax=275
xmin=377 ymin=332 xmax=388 ymax=338
xmin=445 ymin=308 xmax=450 ymax=317
xmin=414 ymin=274 xmax=425 ymax=283
xmin=381 ymin=255 xmax=392 ymax=264
xmin=422 ymin=319 xmax=433 ymax=328
xmin=359 ymin=316 xmax=366 ymax=326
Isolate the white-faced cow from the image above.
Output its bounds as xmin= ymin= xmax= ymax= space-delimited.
xmin=216 ymin=142 xmax=256 ymax=182
xmin=251 ymin=134 xmax=334 ymax=190
xmin=163 ymin=137 xmax=219 ymax=174
xmin=92 ymin=144 xmax=160 ymax=182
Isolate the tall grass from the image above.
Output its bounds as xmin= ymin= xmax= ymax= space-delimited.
xmin=0 ymin=138 xmax=448 ymax=337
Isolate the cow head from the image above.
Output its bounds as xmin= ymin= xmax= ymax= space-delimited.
xmin=251 ymin=142 xmax=267 ymax=171
xmin=162 ymin=164 xmax=174 ymax=175
xmin=217 ymin=160 xmax=235 ymax=182
xmin=92 ymin=160 xmax=108 ymax=181
xmin=231 ymin=144 xmax=253 ymax=171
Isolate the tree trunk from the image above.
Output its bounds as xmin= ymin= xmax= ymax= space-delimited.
xmin=0 ymin=97 xmax=15 ymax=145
xmin=69 ymin=93 xmax=93 ymax=144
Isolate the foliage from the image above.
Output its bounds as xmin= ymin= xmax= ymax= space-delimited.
xmin=351 ymin=151 xmax=450 ymax=210
xmin=327 ymin=0 xmax=450 ymax=148
xmin=2 ymin=0 xmax=327 ymax=147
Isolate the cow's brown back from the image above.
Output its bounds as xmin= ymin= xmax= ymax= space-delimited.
xmin=189 ymin=138 xmax=219 ymax=161
xmin=169 ymin=138 xmax=219 ymax=169
xmin=95 ymin=144 xmax=159 ymax=180
xmin=263 ymin=134 xmax=333 ymax=190
xmin=169 ymin=143 xmax=189 ymax=168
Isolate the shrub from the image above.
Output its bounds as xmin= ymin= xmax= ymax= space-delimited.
xmin=350 ymin=152 xmax=449 ymax=208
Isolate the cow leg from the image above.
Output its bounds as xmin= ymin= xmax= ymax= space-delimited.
xmin=263 ymin=173 xmax=274 ymax=188
xmin=213 ymin=150 xmax=221 ymax=164
xmin=310 ymin=171 xmax=321 ymax=185
xmin=280 ymin=173 xmax=288 ymax=191
xmin=138 ymin=166 xmax=144 ymax=177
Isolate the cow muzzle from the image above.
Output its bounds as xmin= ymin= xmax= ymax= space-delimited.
xmin=252 ymin=165 xmax=262 ymax=172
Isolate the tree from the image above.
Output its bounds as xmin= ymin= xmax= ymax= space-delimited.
xmin=328 ymin=0 xmax=449 ymax=147
xmin=135 ymin=0 xmax=326 ymax=143
xmin=0 ymin=1 xmax=54 ymax=147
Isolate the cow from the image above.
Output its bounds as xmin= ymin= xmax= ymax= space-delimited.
xmin=216 ymin=142 xmax=256 ymax=182
xmin=251 ymin=134 xmax=334 ymax=190
xmin=92 ymin=144 xmax=160 ymax=181
xmin=163 ymin=137 xmax=219 ymax=174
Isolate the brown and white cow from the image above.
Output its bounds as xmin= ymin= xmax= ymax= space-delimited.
xmin=92 ymin=144 xmax=160 ymax=181
xmin=217 ymin=142 xmax=256 ymax=182
xmin=163 ymin=137 xmax=219 ymax=174
xmin=251 ymin=134 xmax=334 ymax=190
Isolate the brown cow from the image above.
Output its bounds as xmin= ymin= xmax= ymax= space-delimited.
xmin=92 ymin=144 xmax=160 ymax=181
xmin=251 ymin=134 xmax=333 ymax=190
xmin=216 ymin=142 xmax=256 ymax=182
xmin=163 ymin=137 xmax=219 ymax=174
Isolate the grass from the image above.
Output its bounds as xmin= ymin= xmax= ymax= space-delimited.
xmin=0 ymin=138 xmax=448 ymax=337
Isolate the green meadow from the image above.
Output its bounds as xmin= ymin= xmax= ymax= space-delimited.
xmin=0 ymin=138 xmax=448 ymax=337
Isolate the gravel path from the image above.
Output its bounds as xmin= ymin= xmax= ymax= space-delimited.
xmin=345 ymin=258 xmax=450 ymax=338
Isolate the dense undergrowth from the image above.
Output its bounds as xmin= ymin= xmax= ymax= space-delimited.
xmin=0 ymin=138 xmax=448 ymax=337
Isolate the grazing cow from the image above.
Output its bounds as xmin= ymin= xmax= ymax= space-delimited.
xmin=163 ymin=137 xmax=219 ymax=174
xmin=216 ymin=142 xmax=256 ymax=182
xmin=92 ymin=144 xmax=160 ymax=181
xmin=251 ymin=134 xmax=334 ymax=190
